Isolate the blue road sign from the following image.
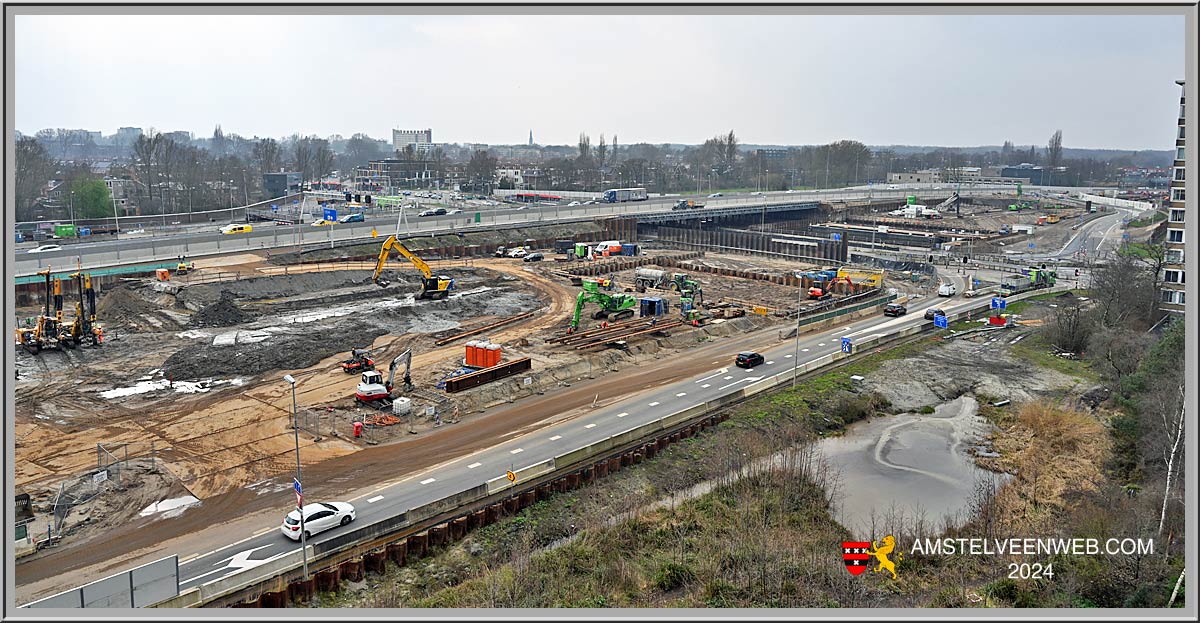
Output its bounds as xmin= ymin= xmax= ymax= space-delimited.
xmin=323 ymin=208 xmax=337 ymax=221
xmin=293 ymin=199 xmax=300 ymax=205
xmin=973 ymin=278 xmax=981 ymax=287
xmin=1029 ymin=242 xmax=1035 ymax=249
xmin=271 ymin=204 xmax=278 ymax=212
xmin=832 ymin=233 xmax=842 ymax=241
xmin=293 ymin=478 xmax=302 ymax=496
xmin=1122 ymin=232 xmax=1130 ymax=240
xmin=840 ymin=337 xmax=852 ymax=354
xmin=991 ymin=297 xmax=1006 ymax=310
xmin=934 ymin=314 xmax=949 ymax=329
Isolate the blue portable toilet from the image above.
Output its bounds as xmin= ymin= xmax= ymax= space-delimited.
xmin=640 ymin=297 xmax=666 ymax=317
xmin=621 ymin=243 xmax=639 ymax=256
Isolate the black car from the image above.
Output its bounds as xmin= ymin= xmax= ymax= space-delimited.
xmin=434 ymin=207 xmax=447 ymax=216
xmin=924 ymin=307 xmax=946 ymax=320
xmin=735 ymin=351 xmax=765 ymax=368
xmin=522 ymin=252 xmax=544 ymax=262
xmin=883 ymin=303 xmax=907 ymax=317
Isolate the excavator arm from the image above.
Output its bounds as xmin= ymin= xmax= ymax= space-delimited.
xmin=385 ymin=349 xmax=414 ymax=393
xmin=372 ymin=236 xmax=453 ymax=299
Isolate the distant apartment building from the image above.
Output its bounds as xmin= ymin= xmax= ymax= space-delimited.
xmin=393 ymin=128 xmax=433 ymax=153
xmin=496 ymin=168 xmax=525 ymax=188
xmin=115 ymin=127 xmax=143 ymax=145
xmin=888 ymin=170 xmax=941 ymax=184
xmin=1161 ymin=79 xmax=1186 ymax=314
xmin=354 ymin=158 xmax=437 ymax=193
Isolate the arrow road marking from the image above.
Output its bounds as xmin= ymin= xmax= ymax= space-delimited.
xmin=718 ymin=376 xmax=761 ymax=391
xmin=585 ymin=423 xmax=596 ymax=429
xmin=695 ymin=368 xmax=729 ymax=383
xmin=182 ymin=544 xmax=274 ymax=585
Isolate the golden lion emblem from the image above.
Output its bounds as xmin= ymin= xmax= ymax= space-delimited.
xmin=867 ymin=534 xmax=903 ymax=580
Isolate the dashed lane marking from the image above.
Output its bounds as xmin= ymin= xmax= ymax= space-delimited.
xmin=367 ymin=495 xmax=384 ymax=503
xmin=701 ymin=384 xmax=711 ymax=388
xmin=510 ymin=448 xmax=524 ymax=455
xmin=648 ymin=401 xmax=660 ymax=407
xmin=676 ymin=392 xmax=687 ymax=397
xmin=420 ymin=478 xmax=436 ymax=485
xmin=616 ymin=412 xmax=628 ymax=418
xmin=549 ymin=435 xmax=562 ymax=441
xmin=467 ymin=462 xmax=482 ymax=469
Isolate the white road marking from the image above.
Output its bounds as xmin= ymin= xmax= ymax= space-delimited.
xmin=648 ymin=401 xmax=660 ymax=406
xmin=182 ymin=544 xmax=275 ymax=585
xmin=718 ymin=376 xmax=761 ymax=391
xmin=251 ymin=527 xmax=272 ymax=537
xmin=420 ymin=478 xmax=436 ymax=485
xmin=785 ymin=354 xmax=793 ymax=358
xmin=509 ymin=448 xmax=524 ymax=454
xmin=616 ymin=412 xmax=628 ymax=418
xmin=367 ymin=495 xmax=384 ymax=503
xmin=676 ymin=392 xmax=687 ymax=397
xmin=818 ymin=342 xmax=826 ymax=347
xmin=695 ymin=368 xmax=729 ymax=383
xmin=766 ymin=361 xmax=774 ymax=364
xmin=701 ymin=384 xmax=711 ymax=388
xmin=549 ymin=435 xmax=562 ymax=441
xmin=585 ymin=423 xmax=597 ymax=429
xmin=723 ymin=375 xmax=733 ymax=380
xmin=467 ymin=462 xmax=483 ymax=469
xmin=802 ymin=348 xmax=810 ymax=352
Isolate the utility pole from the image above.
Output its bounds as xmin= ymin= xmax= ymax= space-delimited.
xmin=284 ymin=374 xmax=309 ymax=581
xmin=791 ymin=281 xmax=802 ymax=389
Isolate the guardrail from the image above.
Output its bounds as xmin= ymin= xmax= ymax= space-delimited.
xmin=134 ymin=283 xmax=1072 ymax=608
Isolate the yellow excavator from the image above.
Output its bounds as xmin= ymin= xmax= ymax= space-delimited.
xmin=371 ymin=235 xmax=455 ymax=299
xmin=14 ymin=268 xmax=65 ymax=354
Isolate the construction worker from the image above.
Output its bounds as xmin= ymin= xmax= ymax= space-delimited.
xmin=94 ymin=327 xmax=104 ymax=344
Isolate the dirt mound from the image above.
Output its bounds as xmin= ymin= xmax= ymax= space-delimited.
xmin=95 ymin=286 xmax=162 ymax=328
xmin=161 ymin=321 xmax=389 ymax=379
xmin=188 ymin=292 xmax=251 ymax=328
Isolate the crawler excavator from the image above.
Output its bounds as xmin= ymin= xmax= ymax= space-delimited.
xmin=355 ymin=348 xmax=415 ymax=410
xmin=371 ymin=235 xmax=454 ymax=299
xmin=568 ymin=279 xmax=638 ymax=332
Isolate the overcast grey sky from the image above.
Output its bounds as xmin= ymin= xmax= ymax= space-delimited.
xmin=14 ymin=12 xmax=1187 ymax=150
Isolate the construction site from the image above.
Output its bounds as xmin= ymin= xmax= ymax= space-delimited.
xmin=12 ymin=188 xmax=1104 ymax=562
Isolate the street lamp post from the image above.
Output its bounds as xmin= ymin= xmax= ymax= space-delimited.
xmin=111 ymin=184 xmax=121 ymax=260
xmin=283 ymin=374 xmax=309 ymax=580
xmin=791 ymin=281 xmax=802 ymax=389
xmin=69 ymin=191 xmax=77 ymax=239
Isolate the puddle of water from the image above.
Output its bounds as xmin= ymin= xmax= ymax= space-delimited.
xmin=99 ymin=376 xmax=245 ymax=399
xmin=818 ymin=395 xmax=1007 ymax=535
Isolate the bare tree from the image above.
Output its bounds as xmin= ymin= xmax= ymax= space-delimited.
xmin=156 ymin=137 xmax=181 ymax=212
xmin=1157 ymin=385 xmax=1185 ymax=536
xmin=596 ymin=134 xmax=607 ymax=169
xmin=292 ymin=137 xmax=315 ymax=188
xmin=252 ymin=138 xmax=282 ymax=175
xmin=14 ymin=137 xmax=57 ymax=221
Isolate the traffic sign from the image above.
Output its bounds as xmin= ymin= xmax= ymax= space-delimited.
xmin=1122 ymin=232 xmax=1130 ymax=240
xmin=840 ymin=337 xmax=852 ymax=354
xmin=991 ymin=297 xmax=1006 ymax=310
xmin=506 ymin=470 xmax=516 ymax=483
xmin=271 ymin=204 xmax=279 ymax=212
xmin=934 ymin=314 xmax=949 ymax=329
xmin=371 ymin=228 xmax=378 ymax=238
xmin=323 ymin=207 xmax=337 ymax=221
xmin=973 ymin=279 xmax=981 ymax=287
xmin=832 ymin=233 xmax=842 ymax=241
xmin=293 ymin=478 xmax=303 ymax=509
xmin=293 ymin=199 xmax=299 ymax=205
xmin=1029 ymin=242 xmax=1035 ymax=249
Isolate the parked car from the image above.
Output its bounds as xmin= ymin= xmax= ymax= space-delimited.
xmin=522 ymin=252 xmax=545 ymax=262
xmin=280 ymin=501 xmax=356 ymax=541
xmin=883 ymin=302 xmax=907 ymax=317
xmin=26 ymin=244 xmax=62 ymax=254
xmin=887 ymin=184 xmax=900 ymax=190
xmin=434 ymin=208 xmax=448 ymax=215
xmin=735 ymin=351 xmax=765 ymax=368
xmin=924 ymin=307 xmax=946 ymax=320
xmin=418 ymin=209 xmax=439 ymax=217
xmin=507 ymin=247 xmax=528 ymax=258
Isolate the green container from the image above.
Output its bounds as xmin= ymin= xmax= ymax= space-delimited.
xmin=575 ymin=242 xmax=588 ymax=258
xmin=54 ymin=223 xmax=75 ymax=238
xmin=906 ymin=195 xmax=916 ymax=205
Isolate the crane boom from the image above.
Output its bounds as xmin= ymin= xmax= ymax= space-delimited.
xmin=385 ymin=348 xmax=414 ymax=393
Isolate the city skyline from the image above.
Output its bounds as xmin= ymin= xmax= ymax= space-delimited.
xmin=14 ymin=12 xmax=1187 ymax=150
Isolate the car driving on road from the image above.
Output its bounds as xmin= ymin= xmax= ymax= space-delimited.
xmin=883 ymin=302 xmax=907 ymax=317
xmin=418 ymin=209 xmax=438 ymax=217
xmin=280 ymin=501 xmax=356 ymax=541
xmin=924 ymin=307 xmax=946 ymax=321
xmin=735 ymin=351 xmax=765 ymax=368
xmin=26 ymin=244 xmax=62 ymax=254
xmin=708 ymin=192 xmax=723 ymax=198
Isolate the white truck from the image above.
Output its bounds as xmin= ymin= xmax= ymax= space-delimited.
xmin=937 ymin=282 xmax=958 ymax=297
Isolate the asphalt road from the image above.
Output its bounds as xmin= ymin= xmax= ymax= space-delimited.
xmin=15 ymin=184 xmax=1082 ymax=276
xmin=165 ymin=290 xmax=960 ymax=595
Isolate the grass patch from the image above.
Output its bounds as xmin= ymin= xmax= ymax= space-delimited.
xmin=1009 ymin=333 xmax=1100 ymax=383
xmin=1126 ymin=212 xmax=1166 ymax=228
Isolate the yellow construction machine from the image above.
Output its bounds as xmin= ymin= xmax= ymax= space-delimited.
xmin=66 ymin=266 xmax=103 ymax=347
xmin=371 ymin=235 xmax=455 ymax=299
xmin=836 ymin=267 xmax=885 ymax=289
xmin=14 ymin=268 xmax=67 ymax=354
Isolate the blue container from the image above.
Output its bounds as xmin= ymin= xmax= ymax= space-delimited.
xmin=621 ymin=243 xmax=639 ymax=256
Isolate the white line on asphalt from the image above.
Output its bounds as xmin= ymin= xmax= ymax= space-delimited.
xmin=182 ymin=567 xmax=229 ymax=586
xmin=179 ymin=554 xmax=199 ymax=564
xmin=467 ymin=462 xmax=482 ymax=469
xmin=420 ymin=478 xmax=436 ymax=485
xmin=616 ymin=412 xmax=628 ymax=418
xmin=549 ymin=435 xmax=562 ymax=441
xmin=367 ymin=495 xmax=384 ymax=503
xmin=701 ymin=384 xmax=711 ymax=388
xmin=718 ymin=377 xmax=760 ymax=391
xmin=785 ymin=354 xmax=793 ymax=358
xmin=818 ymin=342 xmax=826 ymax=346
xmin=723 ymin=375 xmax=733 ymax=380
xmin=649 ymin=401 xmax=660 ymax=406
xmin=676 ymin=392 xmax=687 ymax=397
xmin=585 ymin=423 xmax=597 ymax=429
xmin=695 ymin=368 xmax=729 ymax=383
xmin=510 ymin=448 xmax=524 ymax=454
xmin=251 ymin=527 xmax=272 ymax=537
xmin=802 ymin=348 xmax=810 ymax=352
xmin=766 ymin=361 xmax=774 ymax=365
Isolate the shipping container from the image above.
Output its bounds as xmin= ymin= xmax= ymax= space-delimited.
xmin=53 ymin=223 xmax=76 ymax=238
xmin=620 ymin=243 xmax=639 ymax=256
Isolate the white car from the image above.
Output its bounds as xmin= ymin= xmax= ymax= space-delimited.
xmin=751 ymin=191 xmax=763 ymax=195
xmin=567 ymin=201 xmax=582 ymax=207
xmin=507 ymin=247 xmax=528 ymax=258
xmin=280 ymin=501 xmax=356 ymax=541
xmin=446 ymin=209 xmax=463 ymax=215
xmin=27 ymin=244 xmax=62 ymax=254
xmin=708 ymin=193 xmax=723 ymax=198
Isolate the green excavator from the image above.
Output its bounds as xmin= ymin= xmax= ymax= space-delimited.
xmin=569 ymin=279 xmax=638 ymax=331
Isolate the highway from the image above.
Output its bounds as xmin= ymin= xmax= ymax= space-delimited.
xmin=168 ymin=289 xmax=960 ymax=596
xmin=14 ymin=184 xmax=1101 ymax=276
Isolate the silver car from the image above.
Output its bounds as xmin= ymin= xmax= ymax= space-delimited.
xmin=280 ymin=501 xmax=356 ymax=541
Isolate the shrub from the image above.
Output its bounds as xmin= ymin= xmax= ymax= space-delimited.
xmin=654 ymin=561 xmax=697 ymax=592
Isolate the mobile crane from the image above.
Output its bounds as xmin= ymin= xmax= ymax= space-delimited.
xmin=355 ymin=348 xmax=415 ymax=409
xmin=371 ymin=235 xmax=454 ymax=299
xmin=568 ymin=279 xmax=638 ymax=331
